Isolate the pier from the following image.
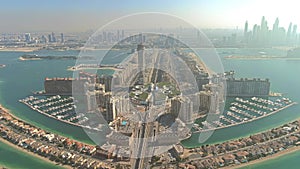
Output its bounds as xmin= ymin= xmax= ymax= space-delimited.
xmin=19 ymin=95 xmax=105 ymax=132
xmin=193 ymin=96 xmax=297 ymax=133
xmin=67 ymin=64 xmax=124 ymax=71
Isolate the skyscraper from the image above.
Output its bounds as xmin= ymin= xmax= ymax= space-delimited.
xmin=260 ymin=16 xmax=268 ymax=45
xmin=121 ymin=30 xmax=125 ymax=39
xmin=41 ymin=35 xmax=47 ymax=43
xmin=272 ymin=18 xmax=280 ymax=45
xmin=252 ymin=24 xmax=258 ymax=42
xmin=244 ymin=21 xmax=248 ymax=35
xmin=261 ymin=16 xmax=266 ymax=29
xmin=48 ymin=34 xmax=52 ymax=43
xmin=272 ymin=18 xmax=279 ymax=31
xmin=244 ymin=21 xmax=248 ymax=42
xmin=138 ymin=33 xmax=143 ymax=43
xmin=25 ymin=33 xmax=31 ymax=43
xmin=287 ymin=22 xmax=293 ymax=44
xmin=137 ymin=43 xmax=145 ymax=84
xmin=51 ymin=32 xmax=56 ymax=43
xmin=117 ymin=30 xmax=120 ymax=41
xmin=60 ymin=33 xmax=64 ymax=43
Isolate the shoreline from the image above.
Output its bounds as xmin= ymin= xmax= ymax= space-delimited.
xmin=224 ymin=146 xmax=300 ymax=169
xmin=0 ymin=48 xmax=40 ymax=52
xmin=1 ymin=101 xmax=97 ymax=146
xmin=0 ymin=46 xmax=296 ymax=53
xmin=224 ymin=56 xmax=300 ymax=60
xmin=3 ymin=103 xmax=299 ymax=169
xmin=0 ymin=105 xmax=71 ymax=169
xmin=0 ymin=136 xmax=71 ymax=169
xmin=0 ymin=48 xmax=116 ymax=52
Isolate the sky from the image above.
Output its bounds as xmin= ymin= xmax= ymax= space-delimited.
xmin=1 ymin=0 xmax=300 ymax=32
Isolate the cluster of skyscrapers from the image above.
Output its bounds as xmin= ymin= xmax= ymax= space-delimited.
xmin=244 ymin=16 xmax=299 ymax=47
xmin=3 ymin=32 xmax=64 ymax=45
xmin=31 ymin=32 xmax=64 ymax=44
xmin=91 ymin=30 xmax=126 ymax=44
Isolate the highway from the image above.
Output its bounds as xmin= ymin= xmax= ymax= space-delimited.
xmin=131 ymin=111 xmax=152 ymax=169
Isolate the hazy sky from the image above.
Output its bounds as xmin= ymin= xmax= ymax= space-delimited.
xmin=1 ymin=0 xmax=299 ymax=32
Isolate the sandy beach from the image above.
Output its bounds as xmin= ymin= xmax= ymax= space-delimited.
xmin=0 ymin=47 xmax=41 ymax=52
xmin=0 ymin=105 xmax=72 ymax=169
xmin=0 ymin=105 xmax=31 ymax=126
xmin=224 ymin=146 xmax=300 ymax=169
xmin=1 ymin=102 xmax=300 ymax=169
xmin=0 ymin=137 xmax=71 ymax=169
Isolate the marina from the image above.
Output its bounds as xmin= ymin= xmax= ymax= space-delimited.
xmin=19 ymin=95 xmax=105 ymax=132
xmin=193 ymin=96 xmax=297 ymax=133
xmin=20 ymin=94 xmax=296 ymax=135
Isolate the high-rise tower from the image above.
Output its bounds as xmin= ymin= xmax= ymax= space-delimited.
xmin=60 ymin=33 xmax=64 ymax=43
xmin=137 ymin=43 xmax=145 ymax=84
xmin=273 ymin=18 xmax=279 ymax=31
xmin=244 ymin=21 xmax=248 ymax=42
xmin=25 ymin=33 xmax=31 ymax=43
xmin=272 ymin=18 xmax=280 ymax=45
xmin=287 ymin=22 xmax=293 ymax=44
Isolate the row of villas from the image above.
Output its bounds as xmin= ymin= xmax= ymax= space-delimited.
xmin=150 ymin=120 xmax=300 ymax=169
xmin=180 ymin=120 xmax=300 ymax=169
xmin=0 ymin=107 xmax=131 ymax=169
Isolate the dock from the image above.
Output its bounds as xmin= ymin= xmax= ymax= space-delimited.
xmin=193 ymin=96 xmax=297 ymax=133
xmin=19 ymin=95 xmax=104 ymax=132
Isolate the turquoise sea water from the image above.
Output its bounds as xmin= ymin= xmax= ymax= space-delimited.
xmin=238 ymin=150 xmax=300 ymax=169
xmin=183 ymin=48 xmax=300 ymax=147
xmin=0 ymin=140 xmax=64 ymax=169
xmin=0 ymin=48 xmax=299 ymax=168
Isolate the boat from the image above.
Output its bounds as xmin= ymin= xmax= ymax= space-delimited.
xmin=259 ymin=51 xmax=266 ymax=55
xmin=193 ymin=96 xmax=297 ymax=133
xmin=19 ymin=95 xmax=105 ymax=132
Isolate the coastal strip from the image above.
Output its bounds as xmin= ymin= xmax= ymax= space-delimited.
xmin=0 ymin=105 xmax=70 ymax=168
xmin=226 ymin=146 xmax=300 ymax=169
xmin=182 ymin=118 xmax=300 ymax=169
xmin=224 ymin=55 xmax=300 ymax=60
xmin=0 ymin=104 xmax=123 ymax=169
xmin=0 ymin=136 xmax=70 ymax=169
xmin=2 ymin=99 xmax=300 ymax=169
xmin=0 ymin=47 xmax=40 ymax=52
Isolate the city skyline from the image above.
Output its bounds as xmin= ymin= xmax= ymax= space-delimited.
xmin=2 ymin=15 xmax=300 ymax=50
xmin=243 ymin=16 xmax=300 ymax=46
xmin=1 ymin=0 xmax=300 ymax=32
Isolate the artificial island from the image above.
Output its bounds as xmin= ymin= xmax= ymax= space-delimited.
xmin=1 ymin=34 xmax=298 ymax=169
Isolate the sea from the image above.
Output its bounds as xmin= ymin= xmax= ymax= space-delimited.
xmin=0 ymin=48 xmax=299 ymax=168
